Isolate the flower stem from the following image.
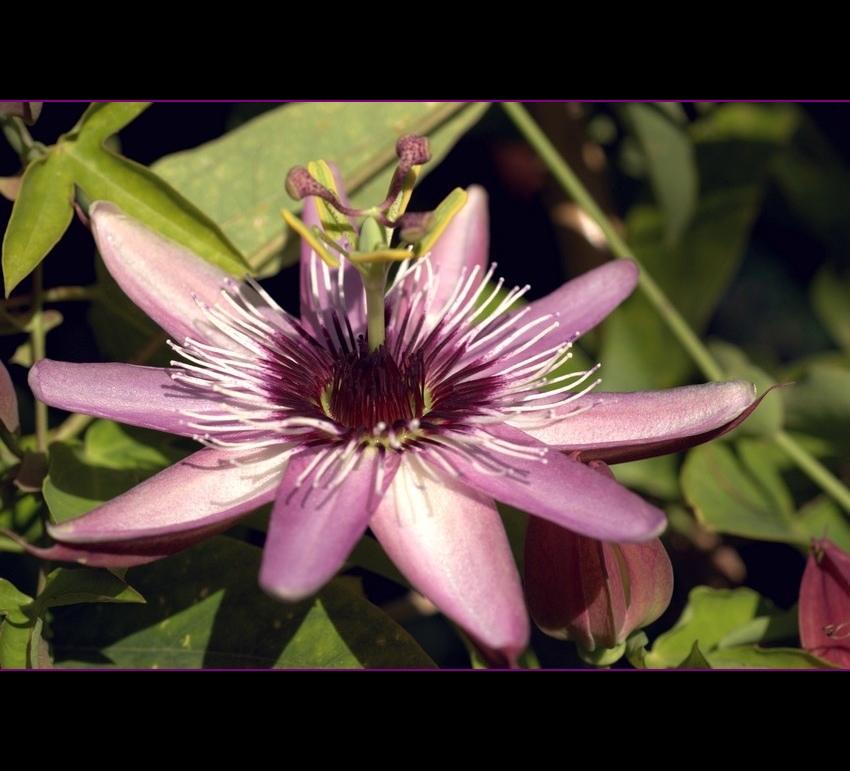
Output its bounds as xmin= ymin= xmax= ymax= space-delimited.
xmin=773 ymin=431 xmax=850 ymax=514
xmin=30 ymin=265 xmax=48 ymax=454
xmin=501 ymin=102 xmax=722 ymax=380
xmin=501 ymin=101 xmax=850 ymax=517
xmin=363 ymin=265 xmax=388 ymax=351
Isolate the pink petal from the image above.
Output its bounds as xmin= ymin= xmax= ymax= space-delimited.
xmin=259 ymin=445 xmax=400 ymax=601
xmin=425 ymin=185 xmax=489 ymax=314
xmin=523 ymin=380 xmax=759 ymax=463
xmin=29 ymin=360 xmax=206 ymax=437
xmin=484 ymin=259 xmax=639 ymax=364
xmin=522 ymin=258 xmax=639 ymax=337
xmin=620 ymin=536 xmax=674 ymax=634
xmin=427 ymin=423 xmax=667 ymax=542
xmin=298 ymin=196 xmax=367 ymax=343
xmin=90 ymin=201 xmax=237 ymax=348
xmin=43 ymin=447 xmax=284 ymax=566
xmin=369 ymin=458 xmax=529 ymax=664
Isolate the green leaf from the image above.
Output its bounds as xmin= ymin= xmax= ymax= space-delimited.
xmin=79 ymin=420 xmax=185 ymax=471
xmin=0 ymin=579 xmax=34 ymax=669
xmin=43 ymin=422 xmax=186 ymax=523
xmin=68 ymin=102 xmax=151 ymax=144
xmin=646 ymin=586 xmax=810 ymax=669
xmin=797 ymin=495 xmax=850 ymax=554
xmin=811 ymin=265 xmax=850 ymax=352
xmin=0 ymin=578 xmax=32 ymax=620
xmin=602 ymin=104 xmax=800 ymax=391
xmin=2 ymin=151 xmax=75 ymax=295
xmin=620 ymin=103 xmax=697 ymax=244
xmin=152 ymin=102 xmax=491 ymax=274
xmin=60 ymin=146 xmax=248 ymax=275
xmin=50 ymin=537 xmax=436 ymax=668
xmin=681 ymin=438 xmax=804 ymax=543
xmin=782 ymin=357 xmax=850 ymax=455
xmin=676 ymin=639 xmax=712 ymax=669
xmin=32 ymin=566 xmax=144 ymax=614
xmin=0 ymin=617 xmax=33 ymax=669
xmin=707 ymin=646 xmax=837 ymax=669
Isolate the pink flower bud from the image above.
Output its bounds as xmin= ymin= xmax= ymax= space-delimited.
xmin=523 ymin=460 xmax=673 ymax=662
xmin=799 ymin=538 xmax=850 ymax=668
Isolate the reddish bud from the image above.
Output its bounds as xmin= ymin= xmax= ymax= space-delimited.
xmin=799 ymin=538 xmax=850 ymax=668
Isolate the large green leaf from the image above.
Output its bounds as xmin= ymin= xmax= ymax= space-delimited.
xmin=681 ymin=438 xmax=804 ymax=544
xmin=151 ymin=102 xmax=491 ymax=273
xmin=646 ymin=586 xmax=820 ymax=669
xmin=50 ymin=537 xmax=436 ymax=669
xmin=43 ymin=421 xmax=189 ymax=523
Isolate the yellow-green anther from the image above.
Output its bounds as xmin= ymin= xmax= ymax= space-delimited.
xmin=385 ymin=164 xmax=422 ymax=224
xmin=281 ymin=208 xmax=341 ymax=268
xmin=412 ymin=187 xmax=468 ymax=256
xmin=308 ymin=160 xmax=359 ymax=247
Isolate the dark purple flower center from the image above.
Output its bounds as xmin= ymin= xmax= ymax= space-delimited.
xmin=326 ymin=338 xmax=428 ymax=432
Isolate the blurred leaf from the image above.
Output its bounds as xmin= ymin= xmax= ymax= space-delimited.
xmin=681 ymin=438 xmax=804 ymax=543
xmin=11 ymin=310 xmax=64 ymax=367
xmin=348 ymin=533 xmax=409 ymax=589
xmin=611 ymin=453 xmax=681 ymax=502
xmin=810 ymin=265 xmax=850 ymax=352
xmin=620 ymin=103 xmax=697 ymax=244
xmin=646 ymin=586 xmax=814 ymax=669
xmin=43 ymin=422 xmax=186 ymax=523
xmin=50 ymin=537 xmax=436 ymax=669
xmin=707 ymin=646 xmax=836 ymax=669
xmin=798 ymin=495 xmax=850 ymax=554
xmin=689 ymin=102 xmax=802 ymax=145
xmin=80 ymin=420 xmax=184 ymax=471
xmin=603 ymin=104 xmax=800 ymax=391
xmin=708 ymin=340 xmax=785 ymax=436
xmin=88 ymin=255 xmax=169 ymax=365
xmin=781 ymin=357 xmax=850 ymax=454
xmin=32 ymin=566 xmax=144 ymax=614
xmin=152 ymin=102 xmax=491 ymax=273
xmin=2 ymin=151 xmax=75 ymax=295
xmin=0 ymin=102 xmax=42 ymax=124
xmin=771 ymin=136 xmax=850 ymax=256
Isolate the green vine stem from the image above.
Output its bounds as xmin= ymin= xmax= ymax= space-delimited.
xmin=502 ymin=101 xmax=850 ymax=517
xmin=29 ymin=264 xmax=48 ymax=454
